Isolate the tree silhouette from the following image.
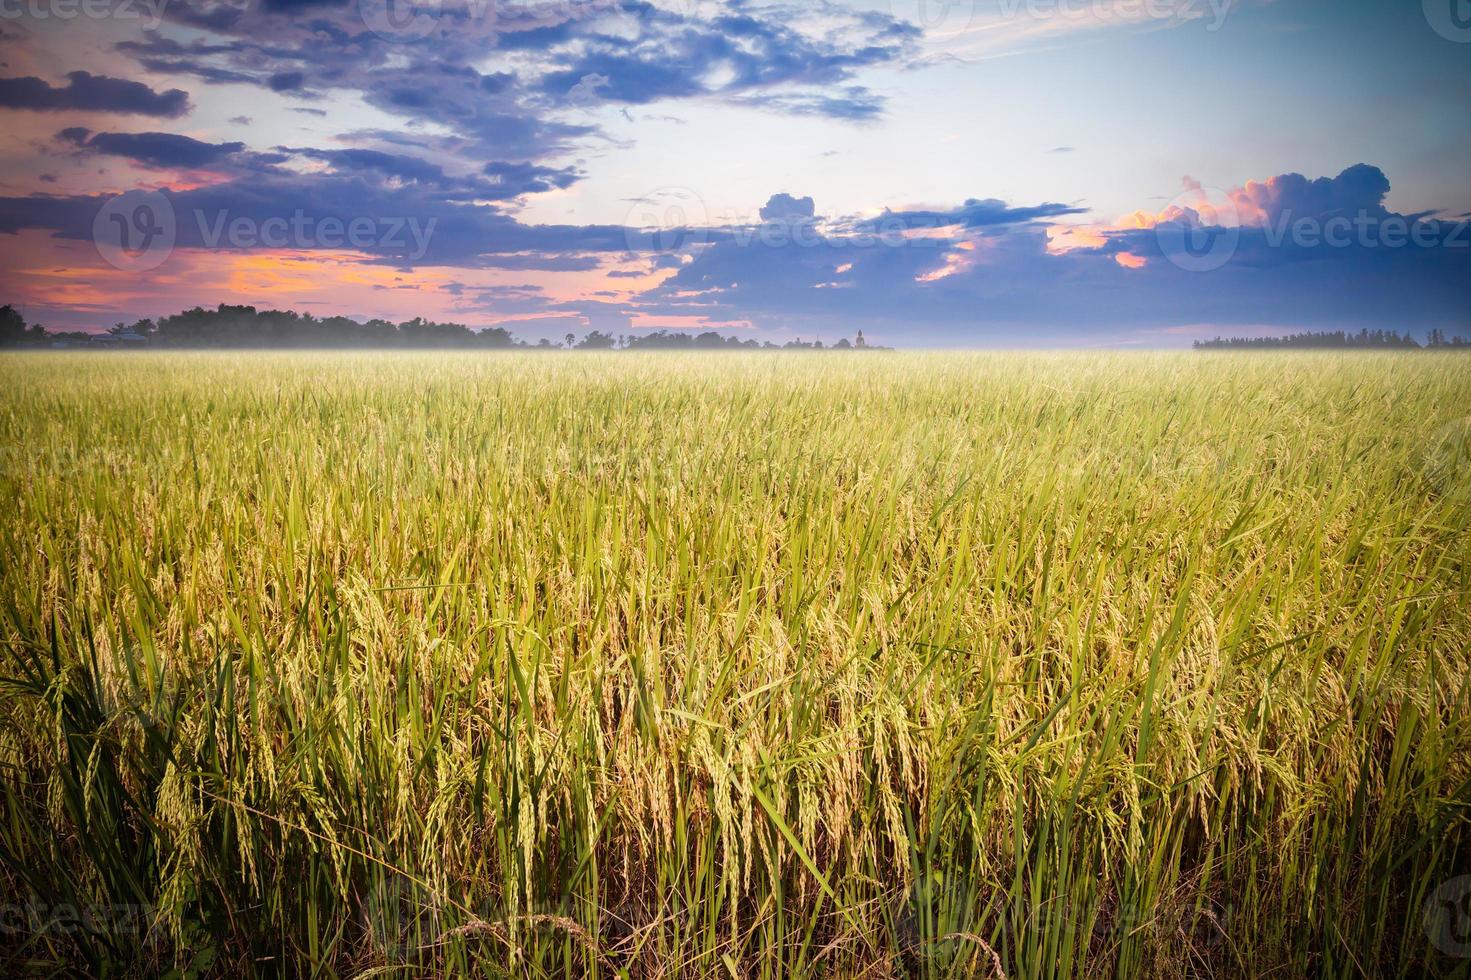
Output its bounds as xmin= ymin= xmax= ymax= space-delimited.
xmin=0 ymin=302 xmax=892 ymax=351
xmin=0 ymin=305 xmax=27 ymax=346
xmin=1192 ymin=330 xmax=1449 ymax=350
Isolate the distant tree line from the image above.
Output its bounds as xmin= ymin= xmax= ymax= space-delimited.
xmin=1195 ymin=329 xmax=1469 ymax=350
xmin=597 ymin=329 xmax=882 ymax=351
xmin=0 ymin=304 xmax=886 ymax=351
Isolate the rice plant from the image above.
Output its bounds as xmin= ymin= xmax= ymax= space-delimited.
xmin=1 ymin=351 xmax=1468 ymax=977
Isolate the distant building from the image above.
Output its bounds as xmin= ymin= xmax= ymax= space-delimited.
xmin=90 ymin=331 xmax=148 ymax=348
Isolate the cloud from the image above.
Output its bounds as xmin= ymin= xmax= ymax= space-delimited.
xmin=730 ymin=86 xmax=886 ymax=121
xmin=0 ymin=71 xmax=190 ymax=117
xmin=892 ymin=0 xmax=1241 ymax=60
xmin=760 ymin=193 xmax=816 ymax=221
xmin=289 ymin=147 xmax=458 ymax=186
xmin=4 ymin=155 xmax=1462 ymax=344
xmin=0 ymin=167 xmax=632 ymax=268
xmin=270 ymin=146 xmax=584 ymax=201
xmin=627 ymin=169 xmax=1469 ymax=343
xmin=58 ymin=128 xmax=246 ymax=168
xmin=123 ymin=0 xmax=917 ymax=139
xmin=1226 ymin=163 xmax=1392 ymax=225
xmin=481 ymin=160 xmax=582 ymax=195
xmin=535 ymin=8 xmax=911 ymax=117
xmin=268 ymin=71 xmax=307 ymax=93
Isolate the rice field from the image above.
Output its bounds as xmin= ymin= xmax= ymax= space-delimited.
xmin=1 ymin=350 xmax=1469 ymax=978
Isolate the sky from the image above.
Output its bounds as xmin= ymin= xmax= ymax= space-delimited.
xmin=0 ymin=0 xmax=1468 ymax=346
